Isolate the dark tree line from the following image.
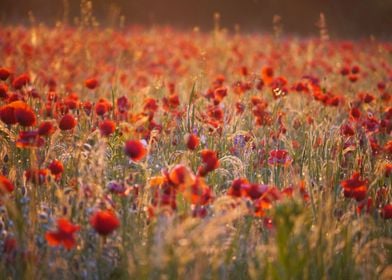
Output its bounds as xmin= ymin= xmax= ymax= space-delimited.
xmin=0 ymin=0 xmax=391 ymax=38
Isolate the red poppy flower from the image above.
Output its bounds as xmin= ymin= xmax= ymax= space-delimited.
xmin=168 ymin=164 xmax=194 ymax=188
xmin=384 ymin=141 xmax=392 ymax=155
xmin=350 ymin=107 xmax=361 ymax=121
xmin=0 ymin=101 xmax=36 ymax=127
xmin=362 ymin=115 xmax=379 ymax=133
xmin=340 ymin=124 xmax=355 ymax=137
xmin=55 ymin=101 xmax=69 ymax=116
xmin=59 ymin=114 xmax=77 ymax=131
xmin=85 ymin=77 xmax=99 ymax=90
xmin=357 ymin=197 xmax=373 ymax=215
xmin=95 ymin=100 xmax=110 ymax=116
xmin=48 ymin=160 xmax=64 ymax=175
xmin=270 ymin=76 xmax=288 ymax=91
xmin=14 ymin=104 xmax=36 ymax=127
xmin=12 ymin=74 xmax=30 ymax=90
xmin=64 ymin=93 xmax=79 ymax=110
xmin=0 ymin=68 xmax=11 ymax=81
xmin=282 ymin=186 xmax=294 ymax=197
xmin=381 ymin=92 xmax=391 ymax=103
xmin=117 ymin=96 xmax=130 ymax=113
xmin=348 ymin=74 xmax=358 ymax=83
xmin=143 ymin=98 xmax=159 ymax=113
xmin=254 ymin=96 xmax=269 ymax=113
xmin=344 ymin=186 xmax=367 ymax=202
xmin=90 ymin=210 xmax=120 ymax=236
xmin=381 ymin=204 xmax=392 ymax=219
xmin=25 ymin=169 xmax=50 ymax=184
xmin=360 ymin=93 xmax=375 ymax=104
xmin=212 ymin=74 xmax=225 ymax=89
xmin=45 ymin=218 xmax=80 ymax=250
xmin=46 ymin=77 xmax=57 ymax=91
xmin=227 ymin=178 xmax=249 ymax=197
xmin=0 ymin=84 xmax=8 ymax=99
xmin=3 ymin=237 xmax=17 ymax=254
xmin=184 ymin=133 xmax=199 ymax=150
xmin=351 ymin=65 xmax=360 ymax=74
xmin=162 ymin=94 xmax=180 ymax=111
xmin=326 ymin=95 xmax=341 ymax=107
xmin=38 ymin=121 xmax=56 ymax=136
xmin=82 ymin=101 xmax=93 ymax=115
xmin=0 ymin=175 xmax=15 ymax=193
xmin=124 ymin=140 xmax=147 ymax=161
xmin=261 ymin=66 xmax=274 ymax=85
xmin=377 ymin=82 xmax=386 ymax=91
xmin=254 ymin=198 xmax=273 ymax=217
xmin=376 ymin=188 xmax=389 ymax=206
xmin=255 ymin=78 xmax=264 ymax=91
xmin=0 ymin=105 xmax=17 ymax=125
xmin=235 ymin=102 xmax=245 ymax=114
xmin=192 ymin=206 xmax=208 ymax=218
xmin=188 ymin=177 xmax=214 ymax=205
xmin=385 ymin=163 xmax=392 ymax=177
xmin=241 ymin=183 xmax=268 ymax=200
xmin=47 ymin=91 xmax=58 ymax=102
xmin=369 ymin=138 xmax=381 ymax=155
xmin=207 ymin=106 xmax=224 ymax=122
xmin=341 ymin=172 xmax=366 ymax=188
xmin=152 ymin=188 xmax=177 ymax=210
xmin=340 ymin=66 xmax=350 ymax=76
xmin=16 ymin=130 xmax=45 ymax=148
xmin=99 ymin=120 xmax=116 ymax=136
xmin=214 ymin=87 xmax=228 ymax=103
xmin=197 ymin=149 xmax=219 ymax=176
xmin=341 ymin=172 xmax=368 ymax=201
xmin=268 ymin=150 xmax=292 ymax=166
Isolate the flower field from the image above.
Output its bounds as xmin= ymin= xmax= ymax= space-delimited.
xmin=0 ymin=22 xmax=391 ymax=279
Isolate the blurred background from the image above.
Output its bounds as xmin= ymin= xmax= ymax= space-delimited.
xmin=0 ymin=0 xmax=391 ymax=38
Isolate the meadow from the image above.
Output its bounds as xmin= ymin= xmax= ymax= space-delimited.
xmin=0 ymin=17 xmax=391 ymax=279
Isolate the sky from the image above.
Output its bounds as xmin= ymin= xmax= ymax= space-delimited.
xmin=0 ymin=0 xmax=391 ymax=38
